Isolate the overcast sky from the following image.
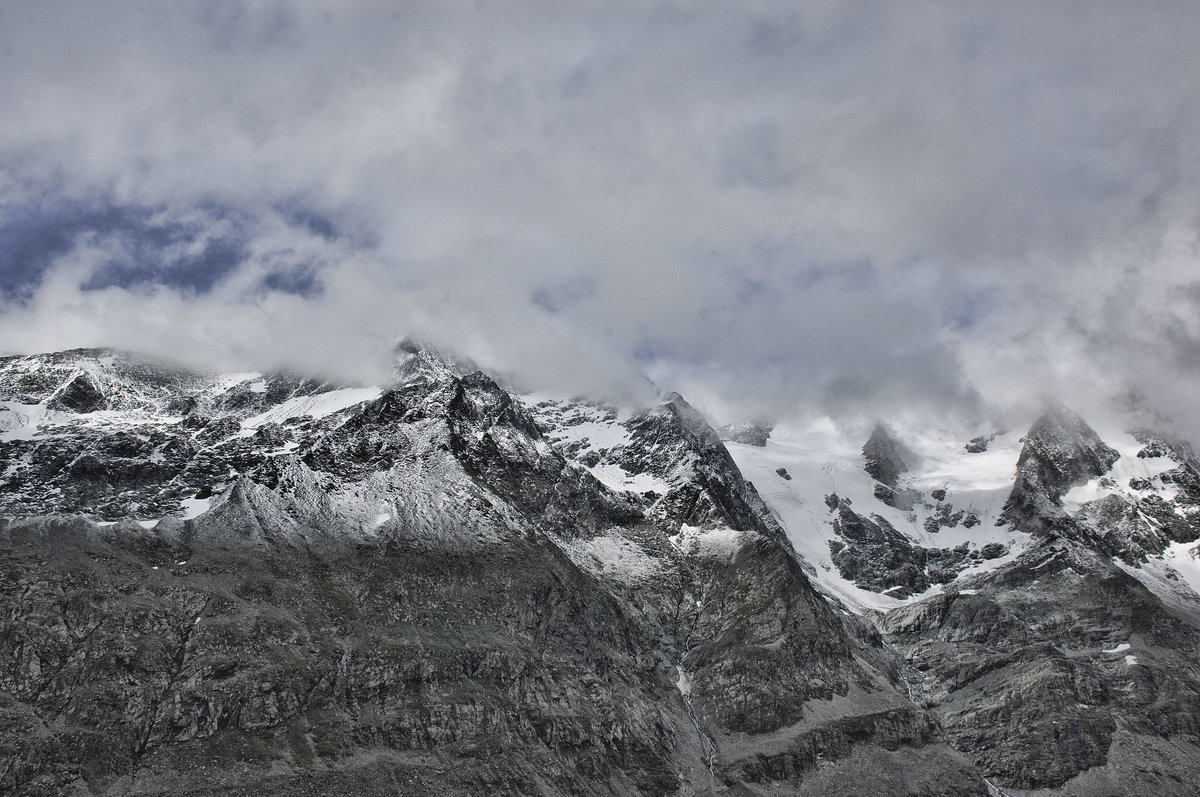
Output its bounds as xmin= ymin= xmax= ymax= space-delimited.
xmin=2 ymin=1 xmax=1200 ymax=433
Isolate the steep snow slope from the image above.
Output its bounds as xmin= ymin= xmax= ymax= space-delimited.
xmin=727 ymin=418 xmax=1031 ymax=613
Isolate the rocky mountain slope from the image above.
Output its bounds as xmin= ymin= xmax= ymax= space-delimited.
xmin=724 ymin=404 xmax=1200 ymax=795
xmin=2 ymin=345 xmax=1200 ymax=795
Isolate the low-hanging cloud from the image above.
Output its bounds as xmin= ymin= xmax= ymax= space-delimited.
xmin=2 ymin=1 xmax=1200 ymax=435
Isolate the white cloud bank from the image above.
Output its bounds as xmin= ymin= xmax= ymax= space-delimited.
xmin=1 ymin=1 xmax=1200 ymax=434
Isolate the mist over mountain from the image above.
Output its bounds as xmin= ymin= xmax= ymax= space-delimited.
xmin=2 ymin=2 xmax=1200 ymax=437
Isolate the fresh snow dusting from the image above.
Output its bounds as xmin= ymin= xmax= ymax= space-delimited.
xmin=563 ymin=532 xmax=662 ymax=583
xmin=112 ymin=495 xmax=212 ymax=527
xmin=669 ymin=524 xmax=745 ymax=560
xmin=522 ymin=394 xmax=672 ymax=494
xmin=1062 ymin=430 xmax=1181 ymax=511
xmin=0 ymin=401 xmax=58 ymax=441
xmin=1102 ymin=642 xmax=1132 ymax=654
xmin=1162 ymin=541 xmax=1200 ymax=598
xmin=726 ymin=416 xmax=1031 ymax=614
xmin=587 ymin=462 xmax=672 ymax=494
xmin=239 ymin=386 xmax=382 ymax=434
xmin=212 ymin=372 xmax=263 ymax=390
xmin=1114 ymin=548 xmax=1200 ymax=614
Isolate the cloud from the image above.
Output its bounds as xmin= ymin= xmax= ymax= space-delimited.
xmin=2 ymin=1 xmax=1200 ymax=433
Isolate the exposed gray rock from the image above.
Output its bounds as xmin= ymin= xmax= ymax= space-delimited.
xmin=862 ymin=424 xmax=912 ymax=487
xmin=965 ymin=435 xmax=992 ymax=454
xmin=979 ymin=542 xmax=1007 ymax=559
xmin=873 ymin=482 xmax=920 ymax=511
xmin=718 ymin=421 xmax=771 ymax=447
xmin=1004 ymin=405 xmax=1120 ymax=529
xmin=1136 ymin=437 xmax=1171 ymax=459
xmin=0 ymin=347 xmax=986 ymax=796
xmin=9 ymin=349 xmax=1200 ymax=796
xmin=828 ymin=506 xmax=974 ymax=595
xmin=46 ymin=372 xmax=108 ymax=413
xmin=884 ymin=541 xmax=1200 ymax=794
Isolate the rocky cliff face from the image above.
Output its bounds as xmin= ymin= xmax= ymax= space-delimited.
xmin=1004 ymin=404 xmax=1121 ymax=528
xmin=721 ymin=402 xmax=1200 ymax=795
xmin=0 ymin=347 xmax=989 ymax=796
xmin=862 ymin=423 xmax=912 ymax=488
xmin=4 ymin=347 xmax=1200 ymax=795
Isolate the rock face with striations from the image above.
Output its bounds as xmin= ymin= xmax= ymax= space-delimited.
xmin=1004 ymin=404 xmax=1120 ymax=526
xmin=6 ymin=347 xmax=1200 ymax=795
xmin=873 ymin=406 xmax=1200 ymax=795
xmin=0 ymin=346 xmax=989 ymax=796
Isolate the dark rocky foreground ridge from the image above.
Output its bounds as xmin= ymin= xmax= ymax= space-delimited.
xmin=1 ymin=346 xmax=1199 ymax=795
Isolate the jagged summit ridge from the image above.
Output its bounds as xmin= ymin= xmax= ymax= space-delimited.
xmin=0 ymin=345 xmax=996 ymax=796
xmin=1004 ymin=403 xmax=1121 ymax=525
xmin=391 ymin=335 xmax=481 ymax=387
xmin=4 ymin=347 xmax=1200 ymax=795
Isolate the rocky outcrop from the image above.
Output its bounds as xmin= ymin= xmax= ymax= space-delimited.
xmin=884 ymin=541 xmax=1200 ymax=794
xmin=8 ymin=350 xmax=1200 ymax=796
xmin=862 ymin=424 xmax=911 ymax=487
xmin=964 ymin=435 xmax=992 ymax=454
xmin=1004 ymin=405 xmax=1119 ymax=527
xmin=531 ymin=392 xmax=787 ymax=543
xmin=0 ymin=351 xmax=358 ymax=522
xmin=718 ymin=421 xmax=771 ymax=447
xmin=45 ymin=372 xmax=108 ymax=413
xmin=828 ymin=506 xmax=978 ymax=596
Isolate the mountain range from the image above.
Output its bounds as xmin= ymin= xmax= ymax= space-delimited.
xmin=2 ymin=343 xmax=1200 ymax=796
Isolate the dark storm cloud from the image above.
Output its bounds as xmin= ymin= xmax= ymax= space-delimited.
xmin=1 ymin=1 xmax=1200 ymax=430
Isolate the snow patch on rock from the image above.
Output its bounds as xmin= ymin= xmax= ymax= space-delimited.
xmin=726 ymin=416 xmax=1031 ymax=614
xmin=239 ymin=387 xmax=382 ymax=434
xmin=563 ymin=532 xmax=662 ymax=583
xmin=669 ymin=524 xmax=745 ymax=560
xmin=1062 ymin=430 xmax=1181 ymax=510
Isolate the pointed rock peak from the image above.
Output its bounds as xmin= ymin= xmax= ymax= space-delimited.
xmin=391 ymin=336 xmax=480 ymax=387
xmin=862 ymin=423 xmax=911 ymax=487
xmin=46 ymin=371 xmax=108 ymax=413
xmin=1022 ymin=404 xmax=1116 ymax=467
xmin=1007 ymin=404 xmax=1120 ymax=518
xmin=653 ymin=392 xmax=726 ymax=448
xmin=660 ymin=391 xmax=695 ymax=417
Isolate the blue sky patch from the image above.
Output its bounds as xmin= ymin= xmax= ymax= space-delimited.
xmin=0 ymin=197 xmax=333 ymax=302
